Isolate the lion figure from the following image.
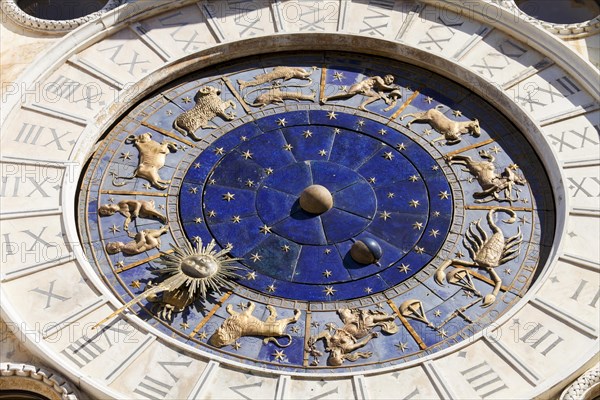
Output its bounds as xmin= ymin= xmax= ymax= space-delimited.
xmin=173 ymin=86 xmax=236 ymax=141
xmin=209 ymin=302 xmax=301 ymax=348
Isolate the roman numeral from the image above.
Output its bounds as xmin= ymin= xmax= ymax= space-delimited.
xmin=554 ymin=76 xmax=580 ymax=96
xmin=133 ymin=360 xmax=192 ymax=400
xmin=0 ymin=176 xmax=55 ymax=198
xmin=497 ymin=40 xmax=528 ymax=58
xmin=158 ymin=12 xmax=207 ymax=53
xmin=29 ymin=280 xmax=71 ymax=309
xmin=359 ymin=0 xmax=395 ymax=37
xmin=2 ymin=233 xmax=16 ymax=256
xmin=235 ymin=16 xmax=264 ymax=37
xmin=61 ymin=324 xmax=131 ymax=368
xmin=46 ymin=75 xmax=81 ymax=100
xmin=229 ymin=381 xmax=263 ymax=400
xmin=517 ymin=76 xmax=580 ymax=112
xmin=418 ymin=16 xmax=464 ymax=51
xmin=228 ymin=0 xmax=264 ymax=37
xmin=516 ymin=90 xmax=547 ymax=112
xmin=567 ymin=177 xmax=600 ymax=198
xmin=298 ymin=3 xmax=326 ymax=31
xmin=97 ymin=44 xmax=150 ymax=75
xmin=548 ymin=125 xmax=599 ymax=152
xmin=471 ymin=39 xmax=527 ymax=77
xmin=22 ymin=227 xmax=53 ymax=250
xmin=535 ymin=82 xmax=564 ymax=102
xmin=13 ymin=123 xmax=72 ymax=150
xmin=1 ymin=226 xmax=63 ymax=264
xmin=44 ymin=75 xmax=102 ymax=111
xmin=571 ymin=279 xmax=600 ymax=308
xmin=460 ymin=361 xmax=508 ymax=398
xmin=45 ymin=129 xmax=69 ymax=150
xmin=471 ymin=57 xmax=506 ymax=78
xmin=61 ymin=336 xmax=105 ymax=368
xmin=519 ymin=322 xmax=564 ymax=356
xmin=15 ymin=123 xmax=43 ymax=145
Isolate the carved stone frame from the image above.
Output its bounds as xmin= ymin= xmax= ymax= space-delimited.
xmin=0 ymin=0 xmax=123 ymax=34
xmin=0 ymin=1 xmax=598 ymax=398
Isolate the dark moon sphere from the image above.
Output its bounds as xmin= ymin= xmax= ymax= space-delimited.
xmin=350 ymin=238 xmax=383 ymax=264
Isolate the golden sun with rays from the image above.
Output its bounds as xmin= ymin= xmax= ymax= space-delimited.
xmin=94 ymin=239 xmax=240 ymax=328
xmin=157 ymin=238 xmax=241 ymax=299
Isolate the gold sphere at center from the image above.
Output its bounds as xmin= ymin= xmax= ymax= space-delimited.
xmin=299 ymin=184 xmax=333 ymax=214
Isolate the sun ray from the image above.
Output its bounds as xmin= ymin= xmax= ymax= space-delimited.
xmin=94 ymin=240 xmax=241 ymax=328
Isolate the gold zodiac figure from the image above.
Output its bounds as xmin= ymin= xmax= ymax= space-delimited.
xmin=105 ymin=226 xmax=168 ymax=256
xmin=172 ymin=86 xmax=236 ymax=140
xmin=435 ymin=208 xmax=523 ymax=306
xmin=322 ymin=74 xmax=401 ymax=111
xmin=209 ymin=302 xmax=301 ymax=348
xmin=98 ymin=199 xmax=166 ymax=236
xmin=307 ymin=308 xmax=398 ymax=366
xmin=401 ymin=106 xmax=480 ymax=145
xmin=238 ymin=66 xmax=314 ymax=89
xmin=446 ymin=150 xmax=526 ymax=204
xmin=111 ymin=133 xmax=178 ymax=190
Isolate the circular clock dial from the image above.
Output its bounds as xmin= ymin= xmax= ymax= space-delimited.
xmin=78 ymin=52 xmax=554 ymax=373
xmin=179 ymin=111 xmax=454 ymax=301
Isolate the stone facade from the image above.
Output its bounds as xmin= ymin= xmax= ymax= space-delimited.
xmin=1 ymin=1 xmax=598 ymax=399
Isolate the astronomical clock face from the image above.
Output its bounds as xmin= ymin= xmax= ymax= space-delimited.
xmin=78 ymin=52 xmax=553 ymax=373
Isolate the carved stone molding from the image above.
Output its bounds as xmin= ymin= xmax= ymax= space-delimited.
xmin=0 ymin=363 xmax=79 ymax=400
xmin=561 ymin=363 xmax=600 ymax=400
xmin=494 ymin=0 xmax=600 ymax=38
xmin=0 ymin=0 xmax=123 ymax=34
xmin=0 ymin=0 xmax=598 ymax=398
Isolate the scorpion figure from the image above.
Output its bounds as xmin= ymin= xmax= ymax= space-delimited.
xmin=435 ymin=207 xmax=523 ymax=307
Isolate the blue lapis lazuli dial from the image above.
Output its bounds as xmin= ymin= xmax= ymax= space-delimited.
xmin=78 ymin=52 xmax=553 ymax=374
xmin=179 ymin=111 xmax=452 ymax=300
